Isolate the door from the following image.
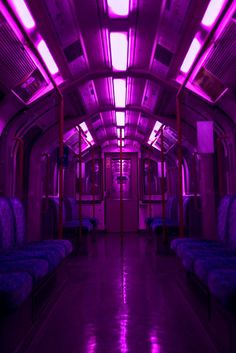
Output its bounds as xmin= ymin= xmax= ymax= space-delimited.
xmin=105 ymin=153 xmax=138 ymax=232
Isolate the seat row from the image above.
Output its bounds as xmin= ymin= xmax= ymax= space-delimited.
xmin=41 ymin=197 xmax=97 ymax=240
xmin=0 ymin=197 xmax=73 ymax=316
xmin=171 ymin=195 xmax=236 ymax=312
xmin=146 ymin=195 xmax=201 ymax=237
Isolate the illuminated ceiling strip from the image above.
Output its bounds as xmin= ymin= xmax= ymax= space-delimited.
xmin=118 ymin=139 xmax=125 ymax=147
xmin=180 ymin=37 xmax=201 ymax=73
xmin=113 ymin=79 xmax=126 ymax=107
xmin=116 ymin=112 xmax=125 ymax=126
xmin=107 ymin=0 xmax=129 ymax=17
xmin=117 ymin=128 xmax=125 ymax=138
xmin=110 ymin=32 xmax=128 ymax=71
xmin=37 ymin=39 xmax=59 ymax=75
xmin=11 ymin=0 xmax=35 ymax=30
xmin=201 ymin=0 xmax=225 ymax=27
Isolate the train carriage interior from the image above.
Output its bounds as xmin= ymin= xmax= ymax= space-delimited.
xmin=0 ymin=0 xmax=236 ymax=352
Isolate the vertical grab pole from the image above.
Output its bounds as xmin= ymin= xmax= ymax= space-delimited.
xmin=148 ymin=149 xmax=152 ymax=221
xmin=42 ymin=153 xmax=50 ymax=211
xmin=78 ymin=127 xmax=83 ymax=241
xmin=160 ymin=127 xmax=167 ymax=243
xmin=13 ymin=137 xmax=24 ymax=200
xmin=92 ymin=147 xmax=96 ymax=220
xmin=217 ymin=138 xmax=224 ymax=197
xmin=58 ymin=98 xmax=64 ymax=240
xmin=119 ymin=129 xmax=123 ymax=235
xmin=3 ymin=2 xmax=65 ymax=240
xmin=176 ymin=95 xmax=184 ymax=238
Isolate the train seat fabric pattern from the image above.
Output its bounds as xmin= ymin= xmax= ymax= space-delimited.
xmin=10 ymin=198 xmax=72 ymax=257
xmin=0 ymin=258 xmax=49 ymax=285
xmin=208 ymin=269 xmax=236 ymax=310
xmin=0 ymin=272 xmax=32 ymax=313
xmin=171 ymin=195 xmax=236 ymax=311
xmin=194 ymin=257 xmax=236 ymax=285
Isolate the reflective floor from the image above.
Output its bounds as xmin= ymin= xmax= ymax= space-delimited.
xmin=25 ymin=234 xmax=218 ymax=353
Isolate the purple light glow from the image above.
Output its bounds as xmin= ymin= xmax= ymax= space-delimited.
xmin=201 ymin=0 xmax=225 ymax=27
xmin=11 ymin=0 xmax=35 ymax=30
xmin=37 ymin=40 xmax=59 ymax=75
xmin=107 ymin=0 xmax=129 ymax=17
xmin=119 ymin=315 xmax=128 ymax=353
xmin=110 ymin=32 xmax=128 ymax=71
xmin=116 ymin=112 xmax=125 ymax=126
xmin=117 ymin=128 xmax=125 ymax=139
xmin=180 ymin=37 xmax=201 ymax=73
xmin=113 ymin=79 xmax=126 ymax=107
xmin=149 ymin=329 xmax=161 ymax=353
xmin=118 ymin=139 xmax=125 ymax=147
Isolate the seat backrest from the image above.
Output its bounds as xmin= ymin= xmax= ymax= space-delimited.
xmin=217 ymin=195 xmax=235 ymax=242
xmin=9 ymin=198 xmax=26 ymax=246
xmin=41 ymin=197 xmax=66 ymax=239
xmin=166 ymin=196 xmax=178 ymax=222
xmin=0 ymin=197 xmax=15 ymax=250
xmin=184 ymin=196 xmax=202 ymax=236
xmin=227 ymin=197 xmax=236 ymax=248
xmin=64 ymin=198 xmax=77 ymax=221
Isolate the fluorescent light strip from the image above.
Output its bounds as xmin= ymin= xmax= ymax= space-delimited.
xmin=113 ymin=79 xmax=126 ymax=107
xmin=110 ymin=32 xmax=128 ymax=71
xmin=180 ymin=37 xmax=201 ymax=73
xmin=37 ymin=39 xmax=59 ymax=75
xmin=147 ymin=121 xmax=163 ymax=144
xmin=107 ymin=0 xmax=129 ymax=17
xmin=117 ymin=128 xmax=125 ymax=139
xmin=118 ymin=139 xmax=125 ymax=147
xmin=11 ymin=0 xmax=35 ymax=30
xmin=116 ymin=112 xmax=125 ymax=126
xmin=201 ymin=0 xmax=225 ymax=27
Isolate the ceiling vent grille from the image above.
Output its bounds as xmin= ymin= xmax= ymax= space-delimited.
xmin=203 ymin=20 xmax=236 ymax=89
xmin=0 ymin=13 xmax=47 ymax=103
xmin=193 ymin=67 xmax=226 ymax=102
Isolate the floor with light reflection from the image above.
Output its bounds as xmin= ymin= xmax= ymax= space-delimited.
xmin=25 ymin=233 xmax=218 ymax=353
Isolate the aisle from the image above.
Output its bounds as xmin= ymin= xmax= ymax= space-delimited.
xmin=25 ymin=234 xmax=218 ymax=353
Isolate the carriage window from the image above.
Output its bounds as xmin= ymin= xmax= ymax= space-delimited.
xmin=142 ymin=159 xmax=167 ymax=199
xmin=76 ymin=158 xmax=102 ymax=199
xmin=111 ymin=159 xmax=132 ymax=199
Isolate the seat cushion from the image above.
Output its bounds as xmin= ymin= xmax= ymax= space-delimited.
xmin=0 ymin=258 xmax=49 ymax=285
xmin=181 ymin=248 xmax=236 ymax=271
xmin=64 ymin=220 xmax=93 ymax=233
xmin=176 ymin=241 xmax=225 ymax=257
xmin=22 ymin=243 xmax=66 ymax=258
xmin=194 ymin=256 xmax=236 ymax=284
xmin=0 ymin=272 xmax=32 ymax=313
xmin=171 ymin=238 xmax=219 ymax=252
xmin=34 ymin=240 xmax=73 ymax=256
xmin=1 ymin=248 xmax=62 ymax=272
xmin=208 ymin=269 xmax=236 ymax=310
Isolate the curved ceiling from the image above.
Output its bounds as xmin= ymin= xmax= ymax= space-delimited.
xmin=0 ymin=0 xmax=236 ymax=149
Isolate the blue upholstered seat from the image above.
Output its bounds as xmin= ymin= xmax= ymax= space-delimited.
xmin=0 ymin=272 xmax=32 ymax=313
xmin=194 ymin=256 xmax=236 ymax=284
xmin=9 ymin=198 xmax=73 ymax=258
xmin=171 ymin=195 xmax=235 ymax=256
xmin=2 ymin=249 xmax=62 ymax=272
xmin=208 ymin=269 xmax=236 ymax=310
xmin=0 ymin=258 xmax=49 ymax=285
xmin=181 ymin=248 xmax=236 ymax=271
